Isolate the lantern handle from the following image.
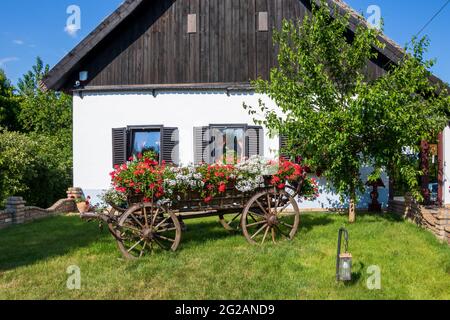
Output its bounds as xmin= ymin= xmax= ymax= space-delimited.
xmin=342 ymin=228 xmax=349 ymax=253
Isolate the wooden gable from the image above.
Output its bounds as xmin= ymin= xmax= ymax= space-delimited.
xmin=43 ymin=0 xmax=412 ymax=92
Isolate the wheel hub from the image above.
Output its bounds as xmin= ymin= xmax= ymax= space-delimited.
xmin=267 ymin=214 xmax=278 ymax=226
xmin=142 ymin=228 xmax=154 ymax=240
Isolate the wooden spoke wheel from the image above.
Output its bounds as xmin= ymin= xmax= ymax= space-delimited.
xmin=219 ymin=210 xmax=265 ymax=232
xmin=219 ymin=212 xmax=243 ymax=231
xmin=241 ymin=189 xmax=300 ymax=245
xmin=115 ymin=202 xmax=181 ymax=259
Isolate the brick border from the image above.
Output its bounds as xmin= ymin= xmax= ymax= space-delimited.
xmin=0 ymin=196 xmax=76 ymax=230
xmin=389 ymin=196 xmax=450 ymax=244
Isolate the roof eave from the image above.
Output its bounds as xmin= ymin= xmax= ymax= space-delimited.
xmin=42 ymin=0 xmax=145 ymax=91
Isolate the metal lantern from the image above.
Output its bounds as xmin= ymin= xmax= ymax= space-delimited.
xmin=336 ymin=227 xmax=352 ymax=281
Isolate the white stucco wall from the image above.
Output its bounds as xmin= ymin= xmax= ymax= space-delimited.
xmin=73 ymin=90 xmax=388 ymax=209
xmin=443 ymin=126 xmax=450 ymax=205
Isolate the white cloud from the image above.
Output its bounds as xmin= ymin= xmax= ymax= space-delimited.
xmin=13 ymin=39 xmax=24 ymax=45
xmin=64 ymin=24 xmax=79 ymax=37
xmin=0 ymin=57 xmax=19 ymax=67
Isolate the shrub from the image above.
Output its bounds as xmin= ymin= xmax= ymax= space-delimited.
xmin=0 ymin=130 xmax=72 ymax=208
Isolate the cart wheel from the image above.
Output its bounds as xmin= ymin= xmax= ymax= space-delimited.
xmin=115 ymin=202 xmax=182 ymax=259
xmin=242 ymin=189 xmax=300 ymax=245
xmin=219 ymin=213 xmax=243 ymax=231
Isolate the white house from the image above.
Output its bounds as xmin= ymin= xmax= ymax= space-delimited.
xmin=43 ymin=0 xmax=448 ymax=209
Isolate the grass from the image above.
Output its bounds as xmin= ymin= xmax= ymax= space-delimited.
xmin=0 ymin=212 xmax=449 ymax=300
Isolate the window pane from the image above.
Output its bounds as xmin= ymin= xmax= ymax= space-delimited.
xmin=132 ymin=130 xmax=161 ymax=159
xmin=213 ymin=127 xmax=245 ymax=164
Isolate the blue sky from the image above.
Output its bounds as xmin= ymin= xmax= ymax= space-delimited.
xmin=0 ymin=0 xmax=449 ymax=86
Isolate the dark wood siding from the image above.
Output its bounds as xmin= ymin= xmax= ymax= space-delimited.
xmin=64 ymin=0 xmax=388 ymax=89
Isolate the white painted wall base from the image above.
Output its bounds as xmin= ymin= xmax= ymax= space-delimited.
xmin=73 ymin=90 xmax=388 ymax=209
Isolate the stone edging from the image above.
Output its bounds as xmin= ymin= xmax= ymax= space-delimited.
xmin=389 ymin=198 xmax=450 ymax=245
xmin=0 ymin=197 xmax=77 ymax=230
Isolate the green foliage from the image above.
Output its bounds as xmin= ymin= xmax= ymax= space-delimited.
xmin=246 ymin=1 xmax=450 ymax=211
xmin=0 ymin=69 xmax=21 ymax=131
xmin=17 ymin=57 xmax=72 ymax=136
xmin=0 ymin=57 xmax=73 ymax=207
xmin=0 ymin=130 xmax=72 ymax=208
xmin=17 ymin=57 xmax=49 ymax=96
xmin=362 ymin=37 xmax=450 ymax=200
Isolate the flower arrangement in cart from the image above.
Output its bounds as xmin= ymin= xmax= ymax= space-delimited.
xmin=109 ymin=151 xmax=319 ymax=204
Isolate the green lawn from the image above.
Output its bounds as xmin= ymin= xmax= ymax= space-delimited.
xmin=0 ymin=212 xmax=449 ymax=300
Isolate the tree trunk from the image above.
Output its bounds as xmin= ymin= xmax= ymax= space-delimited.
xmin=349 ymin=190 xmax=356 ymax=223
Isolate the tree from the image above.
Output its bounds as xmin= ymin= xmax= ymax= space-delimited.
xmin=245 ymin=1 xmax=450 ymax=222
xmin=17 ymin=56 xmax=49 ymax=96
xmin=362 ymin=36 xmax=450 ymax=202
xmin=17 ymin=57 xmax=72 ymax=136
xmin=0 ymin=58 xmax=74 ymax=207
xmin=0 ymin=69 xmax=20 ymax=131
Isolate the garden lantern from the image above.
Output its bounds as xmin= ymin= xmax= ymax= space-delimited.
xmin=336 ymin=227 xmax=352 ymax=281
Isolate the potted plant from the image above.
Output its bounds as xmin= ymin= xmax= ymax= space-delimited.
xmin=75 ymin=196 xmax=91 ymax=214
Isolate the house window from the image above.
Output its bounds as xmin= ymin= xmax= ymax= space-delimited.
xmin=129 ymin=127 xmax=161 ymax=160
xmin=112 ymin=126 xmax=179 ymax=166
xmin=211 ymin=125 xmax=246 ymax=164
xmin=194 ymin=124 xmax=264 ymax=164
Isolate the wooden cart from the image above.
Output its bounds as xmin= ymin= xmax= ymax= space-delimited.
xmin=81 ymin=181 xmax=302 ymax=259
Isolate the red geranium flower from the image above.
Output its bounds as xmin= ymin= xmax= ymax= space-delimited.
xmin=218 ymin=183 xmax=226 ymax=193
